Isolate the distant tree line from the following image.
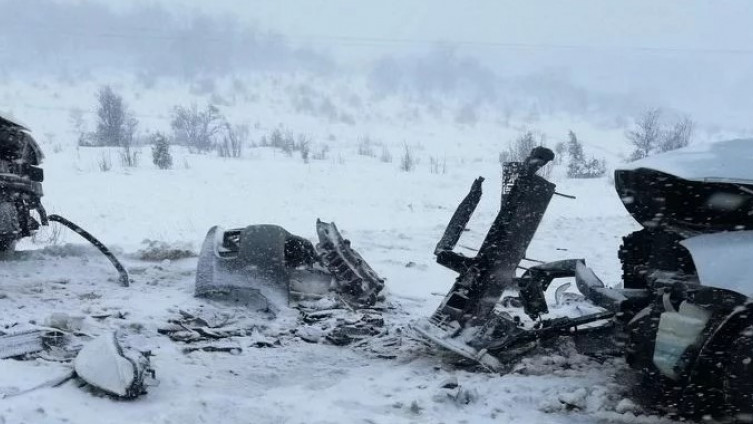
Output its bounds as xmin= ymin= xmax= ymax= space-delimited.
xmin=80 ymin=85 xmax=252 ymax=170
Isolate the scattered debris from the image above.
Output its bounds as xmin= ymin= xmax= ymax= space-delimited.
xmin=0 ymin=115 xmax=129 ymax=285
xmin=415 ymin=144 xmax=753 ymax=420
xmin=137 ymin=239 xmax=195 ymax=261
xmin=195 ymin=220 xmax=384 ymax=314
xmin=0 ymin=327 xmax=46 ymax=359
xmin=74 ymin=331 xmax=155 ymax=399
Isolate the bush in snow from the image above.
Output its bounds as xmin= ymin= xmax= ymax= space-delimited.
xmin=380 ymin=146 xmax=393 ymax=163
xmin=170 ymin=103 xmax=224 ymax=153
xmin=311 ymin=144 xmax=330 ymax=161
xmin=626 ymin=109 xmax=694 ymax=161
xmin=357 ymin=135 xmax=376 ymax=157
xmin=626 ymin=108 xmax=662 ymax=161
xmin=151 ymin=133 xmax=173 ymax=169
xmin=296 ymin=134 xmax=311 ymax=163
xmin=429 ymin=156 xmax=447 ymax=174
xmin=499 ymin=131 xmax=552 ymax=178
xmin=97 ymin=151 xmax=112 ymax=172
xmin=658 ymin=115 xmax=693 ymax=153
xmin=118 ymin=120 xmax=140 ymax=168
xmin=267 ymin=128 xmax=296 ymax=155
xmin=399 ymin=143 xmax=415 ymax=172
xmin=499 ymin=131 xmax=541 ymax=164
xmin=217 ymin=123 xmax=246 ymax=159
xmin=565 ymin=130 xmax=606 ymax=179
xmin=93 ymin=85 xmax=137 ymax=147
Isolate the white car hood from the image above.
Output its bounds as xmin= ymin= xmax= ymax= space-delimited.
xmin=680 ymin=231 xmax=753 ymax=297
xmin=617 ymin=139 xmax=753 ymax=184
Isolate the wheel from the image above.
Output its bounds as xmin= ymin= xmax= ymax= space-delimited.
xmin=724 ymin=327 xmax=753 ymax=422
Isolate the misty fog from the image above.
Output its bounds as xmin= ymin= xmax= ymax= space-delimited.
xmin=1 ymin=0 xmax=752 ymax=130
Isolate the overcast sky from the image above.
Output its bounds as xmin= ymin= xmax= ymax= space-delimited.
xmin=9 ymin=0 xmax=753 ymax=128
xmin=138 ymin=1 xmax=749 ymax=47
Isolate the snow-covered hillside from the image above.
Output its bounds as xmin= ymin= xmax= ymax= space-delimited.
xmin=0 ymin=73 xmax=704 ymax=424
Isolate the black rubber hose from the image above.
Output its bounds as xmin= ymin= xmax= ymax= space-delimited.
xmin=48 ymin=214 xmax=130 ymax=287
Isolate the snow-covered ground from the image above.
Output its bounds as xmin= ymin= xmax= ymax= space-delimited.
xmin=0 ymin=74 xmax=707 ymax=424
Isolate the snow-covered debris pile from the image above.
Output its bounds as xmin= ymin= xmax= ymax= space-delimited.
xmin=137 ymin=239 xmax=196 ymax=261
xmin=74 ymin=331 xmax=155 ymax=398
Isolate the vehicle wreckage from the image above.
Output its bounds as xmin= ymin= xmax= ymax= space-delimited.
xmin=1 ymin=114 xmax=142 ymax=398
xmin=3 ymin=111 xmax=752 ymax=419
xmin=415 ymin=141 xmax=753 ymax=420
xmin=0 ymin=114 xmax=129 ymax=286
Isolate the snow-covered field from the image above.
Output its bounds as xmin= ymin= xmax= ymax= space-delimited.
xmin=0 ymin=74 xmax=708 ymax=424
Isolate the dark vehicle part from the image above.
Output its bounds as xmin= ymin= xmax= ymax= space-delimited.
xmin=0 ymin=115 xmax=46 ymax=251
xmin=195 ymin=220 xmax=384 ymax=312
xmin=418 ymin=140 xmax=753 ymax=420
xmin=48 ymin=214 xmax=130 ymax=287
xmin=414 ymin=147 xmax=619 ymax=369
xmin=316 ymin=220 xmax=384 ymax=306
xmin=1 ymin=114 xmax=129 ymax=285
xmin=430 ymin=146 xmax=556 ymax=325
xmin=613 ymin=141 xmax=753 ymax=419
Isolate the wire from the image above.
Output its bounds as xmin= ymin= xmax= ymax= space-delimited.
xmin=1 ymin=22 xmax=751 ymax=56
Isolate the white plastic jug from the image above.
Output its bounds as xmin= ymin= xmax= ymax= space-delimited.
xmin=652 ymin=295 xmax=711 ymax=380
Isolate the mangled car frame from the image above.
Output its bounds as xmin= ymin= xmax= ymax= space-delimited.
xmin=415 ymin=141 xmax=753 ymax=420
xmin=0 ymin=114 xmax=128 ymax=285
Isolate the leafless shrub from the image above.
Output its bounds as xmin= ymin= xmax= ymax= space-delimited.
xmin=97 ymin=151 xmax=112 ymax=172
xmin=626 ymin=109 xmax=694 ymax=161
xmin=171 ymin=104 xmax=224 ymax=153
xmin=659 ymin=115 xmax=693 ymax=153
xmin=92 ymin=86 xmax=137 ymax=147
xmin=499 ymin=131 xmax=552 ymax=178
xmin=297 ymin=134 xmax=311 ymax=163
xmin=118 ymin=118 xmax=140 ymax=167
xmin=357 ymin=135 xmax=376 ymax=157
xmin=312 ymin=144 xmax=330 ymax=160
xmin=399 ymin=143 xmax=415 ymax=172
xmin=429 ymin=156 xmax=447 ymax=174
xmin=267 ymin=128 xmax=295 ymax=155
xmin=217 ymin=123 xmax=247 ymax=158
xmin=380 ymin=146 xmax=393 ymax=163
xmin=626 ymin=108 xmax=662 ymax=161
xmin=499 ymin=131 xmax=539 ymax=164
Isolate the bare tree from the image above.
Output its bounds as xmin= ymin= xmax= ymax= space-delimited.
xmin=399 ymin=143 xmax=415 ymax=172
xmin=94 ymin=86 xmax=133 ymax=147
xmin=170 ymin=104 xmax=224 ymax=153
xmin=626 ymin=108 xmax=662 ymax=161
xmin=499 ymin=131 xmax=552 ymax=178
xmin=217 ymin=123 xmax=247 ymax=158
xmin=296 ymin=134 xmax=311 ymax=163
xmin=118 ymin=117 xmax=140 ymax=167
xmin=659 ymin=115 xmax=694 ymax=153
xmin=499 ymin=131 xmax=539 ymax=164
